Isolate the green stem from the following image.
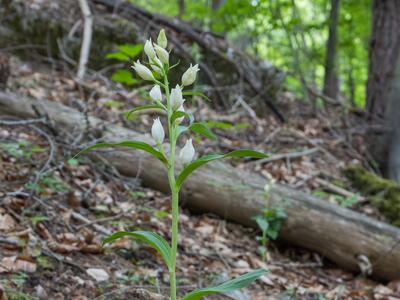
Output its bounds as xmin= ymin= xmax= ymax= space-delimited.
xmin=164 ymin=73 xmax=178 ymax=300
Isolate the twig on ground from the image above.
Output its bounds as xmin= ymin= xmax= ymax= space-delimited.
xmin=0 ymin=118 xmax=46 ymax=126
xmin=248 ymin=147 xmax=319 ymax=165
xmin=315 ymin=177 xmax=366 ymax=202
xmin=263 ymin=128 xmax=281 ymax=144
xmin=288 ymin=128 xmax=339 ymax=162
xmin=56 ymin=203 xmax=112 ymax=235
xmin=75 ymin=213 xmax=125 ymax=229
xmin=29 ymin=125 xmax=57 ymax=183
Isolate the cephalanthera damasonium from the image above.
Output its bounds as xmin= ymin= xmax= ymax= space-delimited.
xmin=76 ymin=29 xmax=267 ymax=300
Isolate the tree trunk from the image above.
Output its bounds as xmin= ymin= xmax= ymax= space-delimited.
xmin=1 ymin=91 xmax=400 ymax=281
xmin=366 ymin=0 xmax=400 ymax=181
xmin=177 ymin=0 xmax=185 ymax=19
xmin=211 ymin=0 xmax=225 ymax=11
xmin=387 ymin=57 xmax=400 ymax=182
xmin=366 ymin=0 xmax=400 ymax=119
xmin=323 ymin=0 xmax=340 ymax=99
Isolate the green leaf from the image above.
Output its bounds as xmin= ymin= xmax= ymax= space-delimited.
xmin=111 ymin=70 xmax=137 ymax=85
xmin=176 ymin=154 xmax=223 ymax=188
xmin=176 ymin=150 xmax=267 ymax=188
xmin=183 ymin=91 xmax=212 ymax=102
xmin=254 ymin=215 xmax=269 ymax=232
xmin=74 ymin=141 xmax=168 ymax=165
xmin=182 ymin=269 xmax=267 ymax=300
xmin=104 ymin=100 xmax=124 ymax=108
xmin=190 ymin=122 xmax=217 ymax=140
xmin=103 ymin=231 xmax=172 ymax=269
xmin=118 ymin=44 xmax=143 ymax=58
xmin=206 ymin=120 xmax=234 ymax=129
xmin=106 ymin=52 xmax=130 ymax=61
xmin=125 ymin=105 xmax=165 ymax=119
xmin=171 ymin=111 xmax=188 ymax=124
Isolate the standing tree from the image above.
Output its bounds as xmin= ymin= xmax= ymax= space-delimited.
xmin=366 ymin=0 xmax=400 ymax=181
xmin=323 ymin=0 xmax=341 ymax=99
xmin=177 ymin=0 xmax=185 ymax=19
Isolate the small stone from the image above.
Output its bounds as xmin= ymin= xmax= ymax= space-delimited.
xmin=86 ymin=268 xmax=109 ymax=282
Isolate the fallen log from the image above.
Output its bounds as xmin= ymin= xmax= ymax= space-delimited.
xmin=0 ymin=91 xmax=400 ymax=280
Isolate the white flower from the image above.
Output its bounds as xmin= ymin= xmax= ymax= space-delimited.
xmin=151 ymin=118 xmax=165 ymax=144
xmin=150 ymin=85 xmax=162 ymax=102
xmin=150 ymin=57 xmax=163 ymax=73
xmin=132 ymin=60 xmax=154 ymax=81
xmin=179 ymin=139 xmax=195 ymax=165
xmin=144 ymin=39 xmax=156 ymax=59
xmin=170 ymin=85 xmax=184 ymax=110
xmin=157 ymin=29 xmax=168 ymax=49
xmin=175 ymin=103 xmax=185 ymax=124
xmin=154 ymin=44 xmax=169 ymax=65
xmin=181 ymin=64 xmax=199 ymax=86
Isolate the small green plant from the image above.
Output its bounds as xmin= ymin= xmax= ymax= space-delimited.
xmin=253 ymin=181 xmax=287 ymax=262
xmin=26 ymin=175 xmax=70 ymax=194
xmin=253 ymin=207 xmax=286 ymax=262
xmin=312 ymin=190 xmax=360 ymax=208
xmin=76 ymin=29 xmax=267 ymax=300
xmin=0 ymin=140 xmax=45 ymax=159
xmin=106 ymin=43 xmax=143 ymax=85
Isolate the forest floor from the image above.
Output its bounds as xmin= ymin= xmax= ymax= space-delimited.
xmin=1 ymin=57 xmax=400 ymax=299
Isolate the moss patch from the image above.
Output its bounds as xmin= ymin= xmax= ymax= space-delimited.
xmin=344 ymin=166 xmax=400 ymax=226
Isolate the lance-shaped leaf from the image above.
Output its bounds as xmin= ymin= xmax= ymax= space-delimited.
xmin=74 ymin=141 xmax=168 ymax=165
xmin=182 ymin=269 xmax=267 ymax=300
xmin=103 ymin=231 xmax=172 ymax=269
xmin=190 ymin=122 xmax=217 ymax=140
xmin=171 ymin=111 xmax=188 ymax=124
xmin=183 ymin=91 xmax=211 ymax=102
xmin=125 ymin=105 xmax=165 ymax=119
xmin=176 ymin=150 xmax=267 ymax=188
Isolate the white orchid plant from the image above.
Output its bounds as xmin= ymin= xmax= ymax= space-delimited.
xmin=76 ymin=29 xmax=267 ymax=300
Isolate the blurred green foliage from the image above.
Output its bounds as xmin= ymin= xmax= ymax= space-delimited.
xmin=133 ymin=0 xmax=371 ymax=106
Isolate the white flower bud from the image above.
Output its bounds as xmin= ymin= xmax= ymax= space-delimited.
xmin=179 ymin=139 xmax=195 ymax=165
xmin=157 ymin=29 xmax=168 ymax=49
xmin=181 ymin=64 xmax=199 ymax=86
xmin=151 ymin=117 xmax=165 ymax=144
xmin=144 ymin=39 xmax=156 ymax=59
xmin=154 ymin=44 xmax=169 ymax=65
xmin=132 ymin=60 xmax=154 ymax=81
xmin=150 ymin=85 xmax=162 ymax=102
xmin=150 ymin=57 xmax=163 ymax=73
xmin=170 ymin=85 xmax=183 ymax=110
xmin=175 ymin=102 xmax=185 ymax=124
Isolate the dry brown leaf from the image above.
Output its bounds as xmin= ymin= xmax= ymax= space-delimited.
xmin=80 ymin=244 xmax=103 ymax=254
xmin=0 ymin=256 xmax=37 ymax=273
xmin=48 ymin=241 xmax=80 ymax=254
xmin=0 ymin=214 xmax=16 ymax=231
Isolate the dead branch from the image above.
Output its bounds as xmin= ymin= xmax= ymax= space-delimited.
xmin=77 ymin=0 xmax=93 ymax=79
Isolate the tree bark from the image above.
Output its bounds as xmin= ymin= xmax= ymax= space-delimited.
xmin=386 ymin=58 xmax=400 ymax=182
xmin=323 ymin=0 xmax=340 ymax=99
xmin=366 ymin=0 xmax=400 ymax=181
xmin=366 ymin=0 xmax=400 ymax=119
xmin=177 ymin=0 xmax=185 ymax=19
xmin=1 ymin=91 xmax=400 ymax=281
